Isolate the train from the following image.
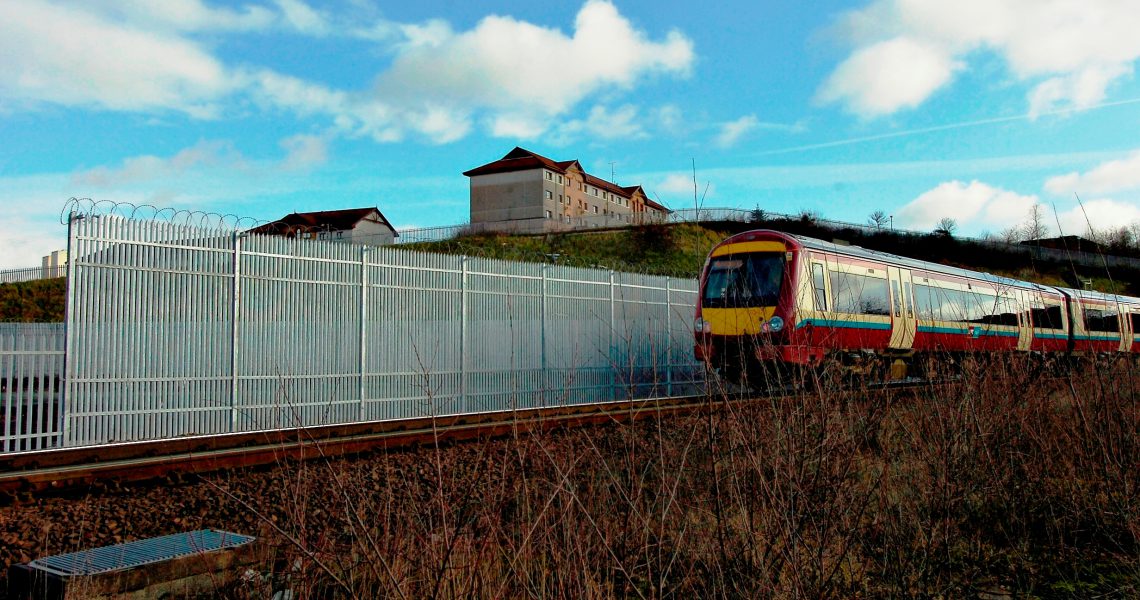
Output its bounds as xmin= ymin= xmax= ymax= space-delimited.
xmin=693 ymin=229 xmax=1140 ymax=384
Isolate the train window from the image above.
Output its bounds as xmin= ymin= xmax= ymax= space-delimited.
xmin=903 ymin=282 xmax=914 ymax=318
xmin=913 ymin=284 xmax=937 ymax=320
xmin=1085 ymin=308 xmax=1120 ymax=333
xmin=1031 ymin=305 xmax=1064 ymax=330
xmin=976 ymin=295 xmax=1019 ymax=327
xmin=830 ymin=271 xmax=890 ymax=316
xmin=811 ymin=263 xmax=827 ymax=311
xmin=891 ymin=280 xmax=901 ymax=317
xmin=702 ymin=253 xmax=785 ymax=308
xmin=1132 ymin=312 xmax=1140 ymax=333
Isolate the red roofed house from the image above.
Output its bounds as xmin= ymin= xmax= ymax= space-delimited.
xmin=462 ymin=147 xmax=670 ymax=233
xmin=248 ymin=207 xmax=399 ymax=246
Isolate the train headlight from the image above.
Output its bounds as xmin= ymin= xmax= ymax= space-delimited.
xmin=767 ymin=316 xmax=784 ymax=332
xmin=694 ymin=317 xmax=710 ymax=333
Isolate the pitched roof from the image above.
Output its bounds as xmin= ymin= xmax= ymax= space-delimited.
xmin=464 ymin=147 xmax=671 ymax=213
xmin=249 ymin=207 xmax=398 ymax=236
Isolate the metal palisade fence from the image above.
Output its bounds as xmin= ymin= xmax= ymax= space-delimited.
xmin=44 ymin=214 xmax=703 ymax=449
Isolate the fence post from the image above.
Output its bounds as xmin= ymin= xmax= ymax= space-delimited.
xmin=610 ymin=270 xmax=616 ymax=401
xmin=230 ymin=233 xmax=241 ymax=433
xmin=460 ymin=256 xmax=468 ymax=414
xmin=60 ymin=213 xmax=79 ymax=448
xmin=541 ymin=264 xmax=547 ymax=404
xmin=665 ymin=277 xmax=673 ymax=397
xmin=359 ymin=247 xmax=368 ymax=421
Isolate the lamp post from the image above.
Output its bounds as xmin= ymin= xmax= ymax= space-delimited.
xmin=890 ymin=215 xmax=894 ymax=230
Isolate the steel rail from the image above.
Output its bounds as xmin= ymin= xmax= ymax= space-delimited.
xmin=0 ymin=379 xmax=937 ymax=499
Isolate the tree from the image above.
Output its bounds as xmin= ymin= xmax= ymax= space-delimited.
xmin=1022 ymin=204 xmax=1049 ymax=241
xmin=933 ymin=217 xmax=957 ymax=237
xmin=868 ymin=210 xmax=889 ymax=229
xmin=1000 ymin=225 xmax=1023 ymax=244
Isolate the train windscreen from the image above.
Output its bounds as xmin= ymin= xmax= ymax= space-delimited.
xmin=702 ymin=253 xmax=784 ymax=308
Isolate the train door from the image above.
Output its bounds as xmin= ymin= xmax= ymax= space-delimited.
xmin=1119 ymin=303 xmax=1133 ymax=353
xmin=887 ymin=267 xmax=916 ymax=350
xmin=1015 ymin=289 xmax=1032 ymax=351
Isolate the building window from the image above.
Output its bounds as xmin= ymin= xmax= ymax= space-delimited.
xmin=545 ymin=190 xmax=553 ymax=199
xmin=558 ymin=194 xmax=563 ymax=203
xmin=546 ymin=210 xmax=552 ymax=219
xmin=557 ymin=175 xmax=563 ymax=184
xmin=546 ymin=171 xmax=553 ymax=181
xmin=593 ymin=206 xmax=599 ymax=214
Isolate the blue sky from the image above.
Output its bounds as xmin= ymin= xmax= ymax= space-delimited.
xmin=3 ymin=0 xmax=1140 ymax=267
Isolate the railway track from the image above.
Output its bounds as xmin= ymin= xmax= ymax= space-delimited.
xmin=0 ymin=379 xmax=936 ymax=500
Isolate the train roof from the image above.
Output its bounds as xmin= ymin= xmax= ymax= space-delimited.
xmin=716 ymin=228 xmax=1140 ymax=309
xmin=719 ymin=230 xmax=1051 ymax=295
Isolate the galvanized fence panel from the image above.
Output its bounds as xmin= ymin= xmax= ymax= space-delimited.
xmin=0 ymin=323 xmax=65 ymax=452
xmin=59 ymin=214 xmax=704 ymax=449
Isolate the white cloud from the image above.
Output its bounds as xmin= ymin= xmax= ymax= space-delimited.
xmin=652 ymin=172 xmax=714 ymax=204
xmin=1044 ymin=149 xmax=1140 ymax=195
xmin=1055 ymin=198 xmax=1140 ymax=236
xmin=896 ymin=180 xmax=1038 ymax=230
xmin=72 ymin=141 xmax=244 ymax=188
xmin=0 ymin=1 xmax=693 ymax=144
xmin=280 ymin=134 xmax=329 ymax=170
xmin=371 ymin=1 xmax=693 ymax=134
xmin=85 ymin=0 xmax=276 ymax=32
xmin=0 ymin=0 xmax=233 ymax=117
xmin=273 ymin=0 xmax=330 ymax=36
xmin=549 ymin=105 xmax=646 ymax=145
xmin=820 ymin=0 xmax=1140 ymax=117
xmin=818 ymin=37 xmax=962 ymax=116
xmin=715 ymin=115 xmax=759 ymax=147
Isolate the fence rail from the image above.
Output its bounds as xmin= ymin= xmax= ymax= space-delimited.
xmin=40 ymin=214 xmax=703 ymax=451
xmin=1 ymin=323 xmax=65 ymax=452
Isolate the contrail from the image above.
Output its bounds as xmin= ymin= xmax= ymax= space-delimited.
xmin=752 ymin=96 xmax=1140 ymax=158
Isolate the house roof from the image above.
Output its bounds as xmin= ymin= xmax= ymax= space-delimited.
xmin=463 ymin=147 xmax=671 ymax=213
xmin=248 ymin=207 xmax=398 ymax=236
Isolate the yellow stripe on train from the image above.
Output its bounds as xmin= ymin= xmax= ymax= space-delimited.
xmin=702 ymin=307 xmax=778 ymax=336
xmin=710 ymin=240 xmax=786 ymax=257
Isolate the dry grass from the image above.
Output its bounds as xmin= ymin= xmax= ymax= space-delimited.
xmin=186 ymin=355 xmax=1140 ymax=599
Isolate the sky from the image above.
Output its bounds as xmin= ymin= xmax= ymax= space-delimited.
xmin=3 ymin=0 xmax=1140 ymax=267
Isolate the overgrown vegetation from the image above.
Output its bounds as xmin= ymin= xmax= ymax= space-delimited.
xmin=20 ymin=355 xmax=1124 ymax=598
xmin=0 ymin=278 xmax=65 ymax=322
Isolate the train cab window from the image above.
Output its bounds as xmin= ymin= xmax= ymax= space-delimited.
xmin=830 ymin=270 xmax=890 ymax=316
xmin=811 ymin=263 xmax=828 ymax=311
xmin=702 ymin=253 xmax=784 ymax=308
xmin=1031 ymin=304 xmax=1064 ymax=330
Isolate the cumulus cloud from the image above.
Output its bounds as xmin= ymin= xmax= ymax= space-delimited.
xmin=0 ymin=0 xmax=233 ymax=117
xmin=896 ymin=180 xmax=1038 ymax=231
xmin=368 ymin=0 xmax=693 ymax=139
xmin=0 ymin=1 xmax=693 ymax=144
xmin=818 ymin=37 xmax=962 ymax=116
xmin=1055 ymin=198 xmax=1140 ymax=236
xmin=819 ymin=0 xmax=1140 ymax=117
xmin=1044 ymin=149 xmax=1140 ymax=195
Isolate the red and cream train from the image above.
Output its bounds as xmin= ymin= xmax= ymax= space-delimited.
xmin=694 ymin=230 xmax=1139 ymax=381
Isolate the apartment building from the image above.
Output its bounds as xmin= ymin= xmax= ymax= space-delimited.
xmin=463 ymin=147 xmax=670 ymax=234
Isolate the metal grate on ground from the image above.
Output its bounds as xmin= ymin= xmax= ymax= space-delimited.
xmin=28 ymin=529 xmax=255 ymax=576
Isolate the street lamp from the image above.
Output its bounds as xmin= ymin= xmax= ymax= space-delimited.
xmin=889 ymin=215 xmax=894 ymax=230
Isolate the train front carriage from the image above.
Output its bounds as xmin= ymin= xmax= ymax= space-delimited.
xmin=693 ymin=231 xmax=805 ymax=380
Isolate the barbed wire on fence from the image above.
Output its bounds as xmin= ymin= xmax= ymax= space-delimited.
xmin=60 ymin=198 xmax=265 ymax=231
